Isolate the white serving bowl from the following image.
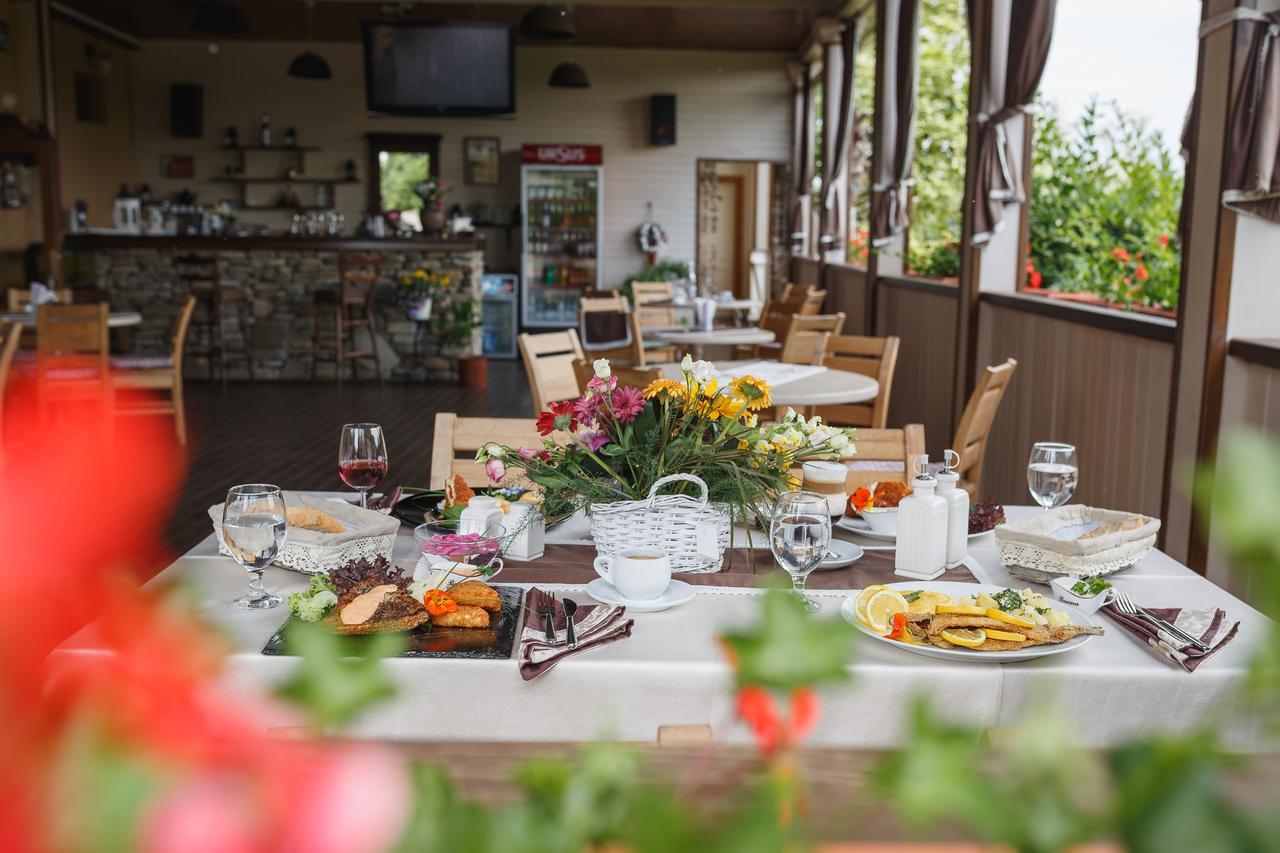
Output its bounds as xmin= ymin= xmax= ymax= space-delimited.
xmin=856 ymin=505 xmax=898 ymax=536
xmin=1050 ymin=575 xmax=1114 ymax=615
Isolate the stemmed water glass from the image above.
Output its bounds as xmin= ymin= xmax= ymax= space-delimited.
xmin=769 ymin=491 xmax=832 ymax=614
xmin=222 ymin=484 xmax=286 ymax=609
xmin=1027 ymin=442 xmax=1079 ymax=509
xmin=339 ymin=423 xmax=388 ymax=509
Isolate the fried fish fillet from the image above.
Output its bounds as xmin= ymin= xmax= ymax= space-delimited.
xmin=446 ymin=580 xmax=501 ymax=612
xmin=432 ymin=605 xmax=490 ymax=629
xmin=903 ymin=611 xmax=1102 ymax=651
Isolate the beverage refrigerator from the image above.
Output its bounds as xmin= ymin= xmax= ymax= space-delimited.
xmin=480 ymin=273 xmax=518 ymax=358
xmin=520 ymin=144 xmax=603 ymax=328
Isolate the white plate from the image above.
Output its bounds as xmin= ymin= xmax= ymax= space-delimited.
xmin=837 ymin=516 xmax=995 ymax=542
xmin=839 ymin=581 xmax=1101 ymax=663
xmin=585 ymin=578 xmax=696 ymax=613
xmin=816 ymin=539 xmax=864 ymax=571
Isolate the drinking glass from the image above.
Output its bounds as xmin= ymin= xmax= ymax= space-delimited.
xmin=339 ymin=423 xmax=388 ymax=509
xmin=1027 ymin=442 xmax=1079 ymax=509
xmin=222 ymin=484 xmax=286 ymax=609
xmin=769 ymin=491 xmax=832 ymax=614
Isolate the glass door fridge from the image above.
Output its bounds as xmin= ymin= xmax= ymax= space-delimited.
xmin=480 ymin=273 xmax=518 ymax=359
xmin=520 ymin=146 xmax=603 ymax=328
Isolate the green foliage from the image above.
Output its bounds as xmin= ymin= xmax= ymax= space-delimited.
xmin=634 ymin=258 xmax=691 ymax=282
xmin=429 ymin=294 xmax=482 ymax=356
xmin=379 ymin=151 xmax=431 ymax=214
xmin=274 ymin=619 xmax=404 ymax=728
xmin=720 ymin=588 xmax=855 ymax=691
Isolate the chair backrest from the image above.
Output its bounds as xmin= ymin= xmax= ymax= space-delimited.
xmin=518 ymin=329 xmax=586 ymax=413
xmin=843 ymin=424 xmax=927 ymax=491
xmin=951 ymin=357 xmax=1018 ymax=498
xmin=572 ymin=358 xmax=662 ymax=394
xmin=579 ymin=291 xmax=629 ymax=314
xmin=7 ymin=288 xmax=73 ymax=312
xmin=338 ymin=252 xmax=380 ymax=302
xmin=36 ymin=303 xmax=109 ymax=359
xmin=170 ymin=295 xmax=198 ymax=380
xmin=813 ymin=334 xmax=901 ymax=428
xmin=630 ymin=280 xmax=676 ymax=327
xmin=797 ymin=289 xmax=827 ymax=315
xmin=431 ymin=412 xmax=556 ymax=489
xmin=778 ymin=312 xmax=846 ymax=365
xmin=757 ymin=286 xmax=827 ymax=339
xmin=0 ymin=321 xmax=23 ymax=449
xmin=579 ymin=292 xmax=645 ymax=365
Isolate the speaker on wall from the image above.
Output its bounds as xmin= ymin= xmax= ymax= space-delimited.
xmin=649 ymin=93 xmax=676 ymax=146
xmin=170 ymin=83 xmax=204 ymax=138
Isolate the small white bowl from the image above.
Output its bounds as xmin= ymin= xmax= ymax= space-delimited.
xmin=856 ymin=505 xmax=899 ymax=536
xmin=1050 ymin=575 xmax=1114 ymax=614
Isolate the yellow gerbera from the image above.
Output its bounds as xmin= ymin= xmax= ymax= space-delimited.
xmin=643 ymin=379 xmax=686 ymax=400
xmin=712 ymin=395 xmax=746 ymax=421
xmin=728 ymin=375 xmax=773 ymax=411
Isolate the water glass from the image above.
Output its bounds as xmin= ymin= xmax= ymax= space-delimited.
xmin=1027 ymin=442 xmax=1079 ymax=509
xmin=339 ymin=423 xmax=388 ymax=509
xmin=222 ymin=484 xmax=286 ymax=609
xmin=769 ymin=490 xmax=831 ymax=614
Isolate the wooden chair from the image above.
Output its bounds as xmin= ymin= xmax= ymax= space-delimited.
xmin=950 ymin=358 xmax=1018 ymax=499
xmin=7 ymin=287 xmax=73 ymax=311
xmin=628 ymin=280 xmax=677 ymax=361
xmin=518 ymin=328 xmax=585 ymax=414
xmin=578 ymin=292 xmax=654 ymax=367
xmin=176 ymin=253 xmax=255 ymax=391
xmin=35 ymin=302 xmax=112 ymax=422
xmin=843 ymin=424 xmax=927 ymax=491
xmin=778 ymin=312 xmax=846 ymax=365
xmin=313 ymin=252 xmax=383 ymax=386
xmin=812 ymin=334 xmax=901 ymax=429
xmin=431 ymin=413 xmax=560 ymax=489
xmin=112 ymin=295 xmax=197 ymax=445
xmin=0 ymin=321 xmax=23 ymax=457
xmin=571 ymin=358 xmax=662 ymax=394
xmin=745 ymin=286 xmax=826 ymax=358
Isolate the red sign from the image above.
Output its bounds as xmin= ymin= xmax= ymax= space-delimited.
xmin=521 ymin=144 xmax=603 ymax=165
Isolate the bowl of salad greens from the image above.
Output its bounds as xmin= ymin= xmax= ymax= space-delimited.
xmin=1050 ymin=574 xmax=1114 ymax=614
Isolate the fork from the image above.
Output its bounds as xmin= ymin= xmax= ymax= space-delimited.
xmin=537 ymin=595 xmax=557 ymax=644
xmin=1112 ymin=590 xmax=1210 ymax=651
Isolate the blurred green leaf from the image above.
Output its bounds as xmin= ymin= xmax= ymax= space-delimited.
xmin=274 ymin=619 xmax=404 ymax=728
xmin=720 ymin=588 xmax=855 ymax=691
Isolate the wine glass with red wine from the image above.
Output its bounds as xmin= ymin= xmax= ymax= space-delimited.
xmin=339 ymin=423 xmax=388 ymax=509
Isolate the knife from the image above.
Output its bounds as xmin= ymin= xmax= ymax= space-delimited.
xmin=562 ymin=598 xmax=578 ymax=649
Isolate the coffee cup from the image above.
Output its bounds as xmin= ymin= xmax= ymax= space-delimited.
xmin=592 ymin=548 xmax=672 ymax=601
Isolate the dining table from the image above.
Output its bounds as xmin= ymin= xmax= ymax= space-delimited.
xmin=657 ymin=359 xmax=879 ymax=407
xmin=0 ymin=310 xmax=143 ymax=328
xmin=652 ymin=326 xmax=774 ymax=360
xmin=47 ymin=505 xmax=1273 ymax=751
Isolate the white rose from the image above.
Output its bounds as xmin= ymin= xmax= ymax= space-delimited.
xmin=691 ymin=360 xmax=716 ymax=384
xmin=483 ymin=442 xmax=506 ymax=458
xmin=681 ymin=353 xmax=694 ymax=373
xmin=592 ymin=357 xmax=612 ymax=379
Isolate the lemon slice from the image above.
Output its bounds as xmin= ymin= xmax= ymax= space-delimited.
xmin=986 ymin=608 xmax=1036 ymax=629
xmin=940 ymin=627 xmax=986 ymax=648
xmin=936 ymin=604 xmax=986 ymax=616
xmin=983 ymin=628 xmax=1027 ymax=642
xmin=853 ymin=585 xmax=888 ymax=626
xmin=864 ymin=589 xmax=910 ymax=634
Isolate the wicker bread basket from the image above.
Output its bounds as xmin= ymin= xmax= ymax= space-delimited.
xmin=995 ymin=505 xmax=1160 ymax=583
xmin=589 ymin=474 xmax=732 ymax=574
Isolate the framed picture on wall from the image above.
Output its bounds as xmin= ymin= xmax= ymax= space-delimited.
xmin=161 ymin=154 xmax=195 ymax=179
xmin=463 ymin=137 xmax=500 ymax=186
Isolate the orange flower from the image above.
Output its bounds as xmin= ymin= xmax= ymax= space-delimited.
xmin=1135 ymin=263 xmax=1149 ymax=282
xmin=850 ymin=487 xmax=873 ymax=513
xmin=423 ymin=588 xmax=458 ymax=617
xmin=1029 ymin=271 xmax=1043 ymax=289
xmin=1158 ymin=233 xmax=1170 ymax=247
xmin=1111 ymin=247 xmax=1130 ymax=262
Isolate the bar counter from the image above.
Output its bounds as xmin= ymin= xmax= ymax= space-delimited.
xmin=63 ymin=233 xmax=486 ymax=381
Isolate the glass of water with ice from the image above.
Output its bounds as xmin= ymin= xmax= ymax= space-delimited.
xmin=1026 ymin=443 xmax=1078 ymax=510
xmin=222 ymin=484 xmax=287 ymax=609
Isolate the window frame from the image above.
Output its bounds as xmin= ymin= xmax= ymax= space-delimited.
xmin=365 ymin=133 xmax=441 ymax=215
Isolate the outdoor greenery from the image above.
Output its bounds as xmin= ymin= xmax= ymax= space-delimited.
xmin=378 ymin=151 xmax=432 ymax=214
xmin=848 ymin=22 xmax=876 ymax=266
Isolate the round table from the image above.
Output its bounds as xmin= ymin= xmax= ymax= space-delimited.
xmin=653 ymin=327 xmax=775 ymax=359
xmin=657 ymin=359 xmax=879 ymax=407
xmin=0 ymin=310 xmax=143 ymax=328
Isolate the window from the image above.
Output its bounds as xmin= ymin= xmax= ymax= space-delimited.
xmin=1028 ymin=0 xmax=1198 ymax=314
xmin=847 ymin=20 xmax=876 ymax=266
xmin=905 ymin=0 xmax=969 ymax=280
xmin=366 ymin=133 xmax=440 ymax=231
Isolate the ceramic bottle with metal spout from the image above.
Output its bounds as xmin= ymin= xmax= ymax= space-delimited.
xmin=894 ymin=454 xmax=948 ymax=580
xmin=935 ymin=448 xmax=970 ymax=569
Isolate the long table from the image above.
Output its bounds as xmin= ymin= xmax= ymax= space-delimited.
xmin=47 ymin=507 xmax=1274 ymax=750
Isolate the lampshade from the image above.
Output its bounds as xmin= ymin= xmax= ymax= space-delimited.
xmin=548 ymin=61 xmax=590 ymax=88
xmin=190 ymin=1 xmax=250 ymax=35
xmin=288 ymin=51 xmax=332 ymax=80
xmin=521 ymin=4 xmax=576 ymax=40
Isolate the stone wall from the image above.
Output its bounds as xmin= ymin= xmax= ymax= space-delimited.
xmin=77 ymin=246 xmax=485 ymax=381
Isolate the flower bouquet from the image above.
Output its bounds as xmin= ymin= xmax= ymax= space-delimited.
xmin=396 ymin=268 xmax=450 ymax=320
xmin=476 ymin=357 xmax=857 ymax=571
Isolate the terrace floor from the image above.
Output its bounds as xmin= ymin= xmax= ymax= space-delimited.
xmin=163 ymin=361 xmax=532 ymax=556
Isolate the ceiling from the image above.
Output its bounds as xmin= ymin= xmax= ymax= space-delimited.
xmin=58 ymin=0 xmax=839 ymax=52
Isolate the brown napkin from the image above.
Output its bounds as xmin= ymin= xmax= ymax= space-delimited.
xmin=518 ymin=587 xmax=633 ymax=681
xmin=1102 ymin=603 xmax=1239 ymax=672
xmin=580 ymin=311 xmax=631 ymax=350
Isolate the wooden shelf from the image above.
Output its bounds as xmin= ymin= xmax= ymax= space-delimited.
xmin=221 ymin=144 xmax=320 ymax=152
xmin=213 ymin=176 xmax=358 ymax=185
xmin=240 ymin=203 xmax=336 ymax=212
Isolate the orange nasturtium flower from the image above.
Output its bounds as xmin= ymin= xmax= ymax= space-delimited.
xmin=1135 ymin=263 xmax=1150 ymax=282
xmin=850 ymin=487 xmax=874 ymax=513
xmin=423 ymin=588 xmax=459 ymax=617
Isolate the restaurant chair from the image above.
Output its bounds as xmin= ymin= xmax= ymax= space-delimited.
xmin=843 ymin=424 xmax=927 ymax=492
xmin=175 ymin=253 xmax=255 ymax=392
xmin=313 ymin=252 xmax=383 ymax=387
xmin=742 ymin=286 xmax=826 ymax=359
xmin=628 ymin=280 xmax=677 ymax=361
xmin=948 ymin=357 xmax=1018 ymax=499
xmin=571 ymin=358 xmax=661 ymax=394
xmin=35 ymin=302 xmax=112 ymax=425
xmin=578 ymin=292 xmax=643 ymax=365
xmin=431 ymin=412 xmax=565 ymax=488
xmin=778 ymin=312 xmax=846 ymax=366
xmin=0 ymin=321 xmax=22 ymax=458
xmin=518 ymin=328 xmax=585 ymax=414
xmin=812 ymin=334 xmax=901 ymax=429
xmin=111 ymin=295 xmax=197 ymax=445
xmin=7 ymin=287 xmax=73 ymax=311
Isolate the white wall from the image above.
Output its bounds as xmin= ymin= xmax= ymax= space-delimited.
xmin=125 ymin=40 xmax=792 ymax=286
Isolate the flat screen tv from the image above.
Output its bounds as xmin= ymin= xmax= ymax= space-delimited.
xmin=363 ymin=21 xmax=515 ymax=116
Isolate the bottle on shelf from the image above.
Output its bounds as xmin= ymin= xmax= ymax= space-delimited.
xmin=259 ymin=114 xmax=271 ymax=146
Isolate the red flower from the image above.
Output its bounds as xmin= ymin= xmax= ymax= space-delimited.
xmin=1029 ymin=271 xmax=1043 ymax=289
xmin=1158 ymin=233 xmax=1170 ymax=247
xmin=736 ymin=686 xmax=822 ymax=758
xmin=1135 ymin=263 xmax=1149 ymax=283
xmin=1025 ymin=261 xmax=1035 ymax=275
xmin=1111 ymin=247 xmax=1130 ymax=263
xmin=535 ymin=400 xmax=575 ymax=435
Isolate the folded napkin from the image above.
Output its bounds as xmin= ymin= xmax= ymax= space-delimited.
xmin=1102 ymin=603 xmax=1239 ymax=672
xmin=518 ymin=587 xmax=633 ymax=681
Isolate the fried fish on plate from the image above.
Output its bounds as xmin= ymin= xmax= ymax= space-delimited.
xmin=903 ymin=611 xmax=1103 ymax=652
xmin=446 ymin=580 xmax=501 ymax=612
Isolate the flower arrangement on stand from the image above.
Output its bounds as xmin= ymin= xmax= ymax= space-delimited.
xmin=396 ymin=268 xmax=450 ymax=321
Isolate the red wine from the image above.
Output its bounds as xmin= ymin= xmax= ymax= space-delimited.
xmin=339 ymin=458 xmax=387 ymax=490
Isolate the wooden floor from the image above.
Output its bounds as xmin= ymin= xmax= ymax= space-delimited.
xmin=163 ymin=361 xmax=531 ymax=556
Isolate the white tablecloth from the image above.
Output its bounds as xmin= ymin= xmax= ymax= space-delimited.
xmin=47 ymin=507 xmax=1274 ymax=750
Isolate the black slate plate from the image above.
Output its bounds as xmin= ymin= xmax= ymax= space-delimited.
xmin=389 ymin=489 xmax=446 ymax=527
xmin=261 ymin=585 xmax=524 ymax=659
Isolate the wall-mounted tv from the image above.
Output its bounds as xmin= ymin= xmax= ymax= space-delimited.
xmin=363 ymin=21 xmax=515 ymax=117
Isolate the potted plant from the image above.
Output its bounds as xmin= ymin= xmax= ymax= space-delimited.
xmin=396 ymin=268 xmax=449 ymax=321
xmin=430 ymin=292 xmax=486 ymax=388
xmin=413 ymin=178 xmax=448 ymax=233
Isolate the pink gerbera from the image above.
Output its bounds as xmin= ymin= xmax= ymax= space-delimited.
xmin=575 ymin=431 xmax=611 ymax=452
xmin=571 ymin=394 xmax=601 ymax=428
xmin=611 ymin=386 xmax=647 ymax=424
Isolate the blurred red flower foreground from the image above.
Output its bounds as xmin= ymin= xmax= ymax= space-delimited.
xmin=0 ymin=381 xmax=409 ymax=852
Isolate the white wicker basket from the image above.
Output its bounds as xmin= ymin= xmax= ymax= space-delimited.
xmin=589 ymin=474 xmax=732 ymax=574
xmin=995 ymin=505 xmax=1160 ymax=584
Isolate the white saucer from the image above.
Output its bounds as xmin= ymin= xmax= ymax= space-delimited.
xmin=816 ymin=539 xmax=864 ymax=570
xmin=837 ymin=517 xmax=993 ymax=542
xmin=585 ymin=578 xmax=696 ymax=612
